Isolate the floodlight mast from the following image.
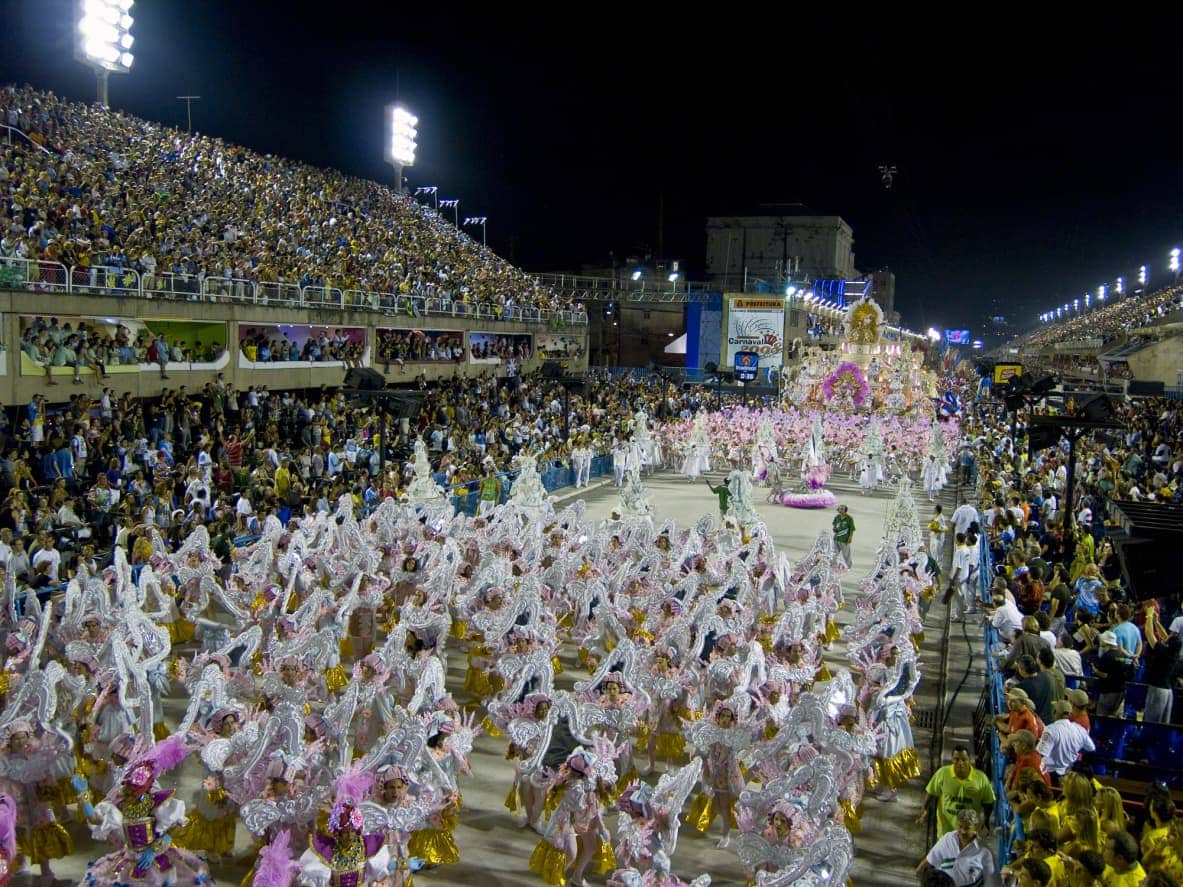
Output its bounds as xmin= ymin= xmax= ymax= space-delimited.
xmin=387 ymin=105 xmax=418 ymax=195
xmin=75 ymin=0 xmax=136 ymax=105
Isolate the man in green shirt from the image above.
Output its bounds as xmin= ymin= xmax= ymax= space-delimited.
xmin=477 ymin=466 xmax=501 ymax=516
xmin=832 ymin=504 xmax=855 ymax=568
xmin=705 ymin=477 xmax=731 ymax=518
xmin=918 ymin=746 xmax=996 ymax=836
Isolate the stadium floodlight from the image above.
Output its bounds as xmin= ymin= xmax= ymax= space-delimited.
xmin=75 ymin=0 xmax=135 ymax=105
xmin=386 ymin=104 xmax=418 ymax=194
xmin=667 ymin=261 xmax=680 ymax=284
xmin=462 ymin=216 xmax=488 ymax=248
xmin=414 ymin=185 xmax=439 ymax=210
xmin=1138 ymin=265 xmax=1148 ymax=286
xmin=1097 ymin=284 xmax=1106 ymax=302
xmin=1171 ymin=248 xmax=1181 ymax=274
xmin=630 ymin=269 xmax=643 ymax=282
xmin=438 ymin=198 xmax=459 ymax=226
xmin=927 ymin=328 xmax=940 ymax=342
xmin=1114 ymin=277 xmax=1123 ymax=295
xmin=785 ymin=285 xmax=797 ymax=297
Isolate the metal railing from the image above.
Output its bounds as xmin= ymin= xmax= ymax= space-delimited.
xmin=0 ymin=256 xmax=587 ymax=326
xmin=0 ymin=123 xmax=52 ymax=154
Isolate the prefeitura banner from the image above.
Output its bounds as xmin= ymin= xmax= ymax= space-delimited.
xmin=723 ymin=296 xmax=784 ymax=370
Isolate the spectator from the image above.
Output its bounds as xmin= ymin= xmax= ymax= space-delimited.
xmin=1092 ymin=632 xmax=1135 ymax=718
xmin=1101 ymin=830 xmax=1145 ymax=886
xmin=1035 ymin=701 xmax=1096 ymax=778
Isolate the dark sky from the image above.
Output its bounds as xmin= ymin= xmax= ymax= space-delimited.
xmin=3 ymin=3 xmax=1181 ymax=333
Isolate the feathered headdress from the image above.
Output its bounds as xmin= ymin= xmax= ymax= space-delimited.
xmin=253 ymin=830 xmax=298 ymax=887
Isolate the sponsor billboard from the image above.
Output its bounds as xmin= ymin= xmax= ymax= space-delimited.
xmin=723 ymin=296 xmax=784 ymax=370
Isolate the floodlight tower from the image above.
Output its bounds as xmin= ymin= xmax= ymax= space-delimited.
xmin=75 ymin=0 xmax=135 ymax=106
xmin=386 ymin=105 xmax=418 ymax=195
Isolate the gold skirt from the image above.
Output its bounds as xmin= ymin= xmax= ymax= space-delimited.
xmin=408 ymin=826 xmax=460 ymax=865
xmin=595 ymin=837 xmax=617 ymax=874
xmin=529 ymin=840 xmax=569 ymax=886
xmin=875 ymin=747 xmax=921 ymax=790
xmin=823 ymin=618 xmax=841 ymax=645
xmin=552 ymin=655 xmax=563 ymax=675
xmin=20 ymin=821 xmax=73 ymax=863
xmin=35 ymin=777 xmax=75 ymax=808
xmin=167 ymin=618 xmax=196 ymax=645
xmin=816 ymin=662 xmax=832 ymax=681
xmin=324 ymin=664 xmax=350 ymax=693
xmin=505 ymin=782 xmax=520 ymax=813
xmin=153 ymin=721 xmax=171 ymax=741
xmin=173 ymin=810 xmax=237 ymax=855
xmin=654 ymin=732 xmax=686 ymax=763
xmin=839 ymin=798 xmax=862 ymax=834
xmin=481 ymin=714 xmax=503 ymax=739
xmin=451 ymin=619 xmax=469 ymax=640
xmin=685 ymin=792 xmax=736 ymax=832
xmin=464 ymin=664 xmax=495 ymax=698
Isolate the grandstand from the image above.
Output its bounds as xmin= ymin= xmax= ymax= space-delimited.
xmin=1014 ymin=282 xmax=1183 ymax=396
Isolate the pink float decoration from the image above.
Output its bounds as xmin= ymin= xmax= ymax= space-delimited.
xmin=821 ymin=362 xmax=870 ymax=407
xmin=781 ymin=490 xmax=838 ymax=509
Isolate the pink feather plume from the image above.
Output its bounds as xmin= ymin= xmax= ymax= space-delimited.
xmin=334 ymin=767 xmax=375 ymax=804
xmin=253 ymin=829 xmax=297 ymax=887
xmin=0 ymin=794 xmax=15 ymax=862
xmin=146 ymin=734 xmax=192 ymax=773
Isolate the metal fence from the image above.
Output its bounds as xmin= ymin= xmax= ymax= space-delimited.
xmin=0 ymin=257 xmax=588 ymax=327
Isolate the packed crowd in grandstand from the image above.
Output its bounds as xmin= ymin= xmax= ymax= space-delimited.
xmin=1021 ymin=283 xmax=1183 ymax=349
xmin=0 ymin=85 xmax=582 ymax=317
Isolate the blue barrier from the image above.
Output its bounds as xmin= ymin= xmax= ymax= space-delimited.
xmin=978 ymin=534 xmax=1018 ymax=865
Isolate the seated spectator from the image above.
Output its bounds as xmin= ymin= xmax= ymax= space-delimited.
xmin=1102 ymin=830 xmax=1146 ymax=886
xmin=1004 ymin=617 xmax=1052 ymax=677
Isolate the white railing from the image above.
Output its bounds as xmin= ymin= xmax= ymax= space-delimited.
xmin=0 ymin=257 xmax=70 ymax=292
xmin=0 ymin=257 xmax=586 ymax=326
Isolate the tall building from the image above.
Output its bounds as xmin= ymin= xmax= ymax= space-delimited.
xmin=705 ymin=215 xmax=857 ymax=291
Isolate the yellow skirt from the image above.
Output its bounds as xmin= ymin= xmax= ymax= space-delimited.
xmin=408 ymin=826 xmax=460 ymax=865
xmin=823 ymin=618 xmax=841 ymax=645
xmin=577 ymin=647 xmax=594 ymax=670
xmin=20 ymin=821 xmax=73 ymax=863
xmin=816 ymin=662 xmax=832 ymax=682
xmin=529 ymin=840 xmax=569 ymax=886
xmin=167 ymin=618 xmax=196 ymax=645
xmin=481 ymin=714 xmax=503 ymax=739
xmin=875 ymin=747 xmax=921 ymax=790
xmin=505 ymin=783 xmax=520 ymax=813
xmin=685 ymin=792 xmax=736 ymax=832
xmin=451 ymin=619 xmax=469 ymax=640
xmin=173 ymin=810 xmax=237 ymax=855
xmin=551 ymin=655 xmax=563 ymax=675
xmin=324 ymin=664 xmax=350 ymax=693
xmin=595 ymin=838 xmax=617 ymax=874
xmin=464 ymin=664 xmax=495 ymax=698
xmin=654 ymin=732 xmax=686 ymax=763
xmin=839 ymin=798 xmax=862 ymax=834
xmin=153 ymin=721 xmax=171 ymax=741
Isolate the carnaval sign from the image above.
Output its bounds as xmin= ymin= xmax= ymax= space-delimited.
xmin=723 ymin=296 xmax=784 ymax=370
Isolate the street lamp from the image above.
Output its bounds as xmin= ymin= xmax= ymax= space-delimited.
xmin=75 ymin=0 xmax=135 ymax=106
xmin=439 ymin=198 xmax=459 ymax=227
xmin=414 ymin=185 xmax=439 ymax=210
xmin=463 ymin=217 xmax=488 ymax=248
xmin=386 ymin=104 xmax=418 ymax=195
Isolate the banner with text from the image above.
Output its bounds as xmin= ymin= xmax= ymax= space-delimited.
xmin=723 ymin=296 xmax=784 ymax=370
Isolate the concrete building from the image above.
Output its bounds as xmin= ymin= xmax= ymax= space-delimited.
xmin=705 ymin=215 xmax=858 ymax=291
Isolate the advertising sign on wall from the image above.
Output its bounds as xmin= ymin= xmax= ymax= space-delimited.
xmin=723 ymin=296 xmax=784 ymax=370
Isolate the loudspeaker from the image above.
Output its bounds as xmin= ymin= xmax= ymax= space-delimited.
xmin=1128 ymin=380 xmax=1165 ymax=397
xmin=344 ymin=368 xmax=385 ymax=391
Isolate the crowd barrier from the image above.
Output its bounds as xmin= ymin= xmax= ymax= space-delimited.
xmin=0 ymin=257 xmax=588 ymax=327
xmin=976 ymin=534 xmax=1019 ymax=865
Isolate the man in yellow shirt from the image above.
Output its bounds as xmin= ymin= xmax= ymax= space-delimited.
xmin=274 ymin=458 xmax=292 ymax=500
xmin=919 ymin=746 xmax=996 ymax=836
xmin=1101 ymin=831 xmax=1145 ymax=887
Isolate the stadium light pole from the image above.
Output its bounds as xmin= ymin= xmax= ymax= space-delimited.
xmin=176 ymin=95 xmax=200 ymax=133
xmin=1171 ymin=247 xmax=1181 ymax=280
xmin=386 ymin=105 xmax=418 ymax=195
xmin=75 ymin=0 xmax=135 ymax=106
xmin=439 ymin=199 xmax=459 ymax=227
xmin=463 ymin=217 xmax=488 ymax=248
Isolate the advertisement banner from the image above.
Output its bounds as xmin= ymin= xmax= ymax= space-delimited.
xmin=723 ymin=297 xmax=784 ymax=370
xmin=993 ymin=363 xmax=1022 ymax=385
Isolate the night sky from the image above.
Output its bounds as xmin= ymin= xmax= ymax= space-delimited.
xmin=3 ymin=3 xmax=1181 ymax=333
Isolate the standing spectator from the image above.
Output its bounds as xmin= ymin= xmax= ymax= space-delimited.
xmin=1092 ymin=632 xmax=1135 ymax=718
xmin=832 ymin=504 xmax=855 ymax=569
xmin=1141 ymin=633 xmax=1183 ymax=724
